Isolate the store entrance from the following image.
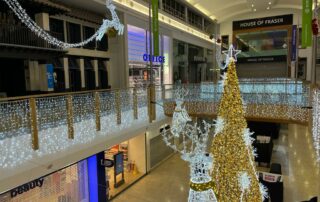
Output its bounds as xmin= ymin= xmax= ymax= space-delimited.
xmin=104 ymin=133 xmax=146 ymax=200
xmin=0 ymin=58 xmax=26 ymax=97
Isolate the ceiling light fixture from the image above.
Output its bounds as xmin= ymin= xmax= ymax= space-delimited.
xmin=267 ymin=7 xmax=270 ymax=10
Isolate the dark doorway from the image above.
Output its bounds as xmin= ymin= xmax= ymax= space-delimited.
xmin=68 ymin=57 xmax=81 ymax=92
xmin=84 ymin=58 xmax=95 ymax=90
xmin=98 ymin=59 xmax=109 ymax=89
xmin=52 ymin=58 xmax=65 ymax=92
xmin=0 ymin=58 xmax=26 ymax=97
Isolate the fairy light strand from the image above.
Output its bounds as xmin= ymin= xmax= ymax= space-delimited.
xmin=1 ymin=0 xmax=124 ymax=48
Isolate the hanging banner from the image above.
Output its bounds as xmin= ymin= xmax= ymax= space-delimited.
xmin=302 ymin=0 xmax=313 ymax=47
xmin=152 ymin=0 xmax=159 ymax=56
xmin=292 ymin=25 xmax=297 ymax=61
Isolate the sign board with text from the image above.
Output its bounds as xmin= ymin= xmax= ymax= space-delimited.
xmin=233 ymin=14 xmax=293 ymax=31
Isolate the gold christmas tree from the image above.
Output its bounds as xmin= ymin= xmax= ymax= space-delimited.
xmin=211 ymin=59 xmax=265 ymax=201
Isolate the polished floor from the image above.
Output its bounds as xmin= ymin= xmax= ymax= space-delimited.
xmin=112 ymin=124 xmax=320 ymax=202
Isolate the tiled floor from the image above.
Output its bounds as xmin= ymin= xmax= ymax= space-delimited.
xmin=112 ymin=124 xmax=320 ymax=202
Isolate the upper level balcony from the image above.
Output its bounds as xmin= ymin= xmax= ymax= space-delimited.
xmin=0 ymin=24 xmax=63 ymax=50
xmin=0 ymin=78 xmax=319 ymax=192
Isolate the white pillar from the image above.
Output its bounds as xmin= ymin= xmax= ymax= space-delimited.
xmin=93 ymin=59 xmax=99 ymax=88
xmin=35 ymin=13 xmax=50 ymax=31
xmin=63 ymin=57 xmax=70 ymax=89
xmin=105 ymin=60 xmax=110 ymax=88
xmin=78 ymin=58 xmax=85 ymax=89
xmin=28 ymin=60 xmax=40 ymax=91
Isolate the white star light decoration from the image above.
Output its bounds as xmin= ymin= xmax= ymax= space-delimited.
xmin=221 ymin=44 xmax=241 ymax=70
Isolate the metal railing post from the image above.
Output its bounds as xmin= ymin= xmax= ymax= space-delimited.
xmin=95 ymin=92 xmax=101 ymax=131
xmin=115 ymin=90 xmax=121 ymax=125
xmin=133 ymin=88 xmax=138 ymax=120
xmin=29 ymin=98 xmax=39 ymax=150
xmin=66 ymin=95 xmax=74 ymax=139
xmin=148 ymin=84 xmax=156 ymax=123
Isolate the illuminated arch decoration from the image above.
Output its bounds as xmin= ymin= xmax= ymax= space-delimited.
xmin=2 ymin=0 xmax=124 ymax=48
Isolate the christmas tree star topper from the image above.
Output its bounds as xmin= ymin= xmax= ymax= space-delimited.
xmin=221 ymin=44 xmax=241 ymax=69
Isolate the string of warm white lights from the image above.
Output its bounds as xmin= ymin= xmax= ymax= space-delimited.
xmin=1 ymin=0 xmax=124 ymax=48
xmin=312 ymin=89 xmax=320 ymax=162
xmin=0 ymin=88 xmax=160 ymax=168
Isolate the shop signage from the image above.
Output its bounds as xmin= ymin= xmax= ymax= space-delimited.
xmin=11 ymin=178 xmax=44 ymax=198
xmin=292 ymin=25 xmax=297 ymax=61
xmin=114 ymin=152 xmax=124 ymax=175
xmin=152 ymin=0 xmax=159 ymax=56
xmin=46 ymin=64 xmax=54 ymax=91
xmin=237 ymin=55 xmax=287 ymax=63
xmin=233 ymin=14 xmax=293 ymax=30
xmin=143 ymin=53 xmax=165 ymax=63
xmin=302 ymin=0 xmax=313 ymax=47
xmin=193 ymin=56 xmax=206 ymax=62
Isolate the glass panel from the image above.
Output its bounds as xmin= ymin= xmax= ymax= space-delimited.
xmin=0 ymin=160 xmax=89 ymax=202
xmin=235 ymin=29 xmax=288 ymax=58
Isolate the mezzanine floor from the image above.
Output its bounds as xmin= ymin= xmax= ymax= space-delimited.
xmin=112 ymin=124 xmax=320 ymax=202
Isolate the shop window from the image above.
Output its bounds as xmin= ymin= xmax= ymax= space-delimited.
xmin=163 ymin=0 xmax=185 ymax=21
xmin=49 ymin=18 xmax=65 ymax=42
xmin=188 ymin=10 xmax=202 ymax=29
xmin=83 ymin=26 xmax=96 ymax=49
xmin=68 ymin=57 xmax=81 ymax=91
xmin=97 ymin=34 xmax=108 ymax=51
xmin=104 ymin=134 xmax=146 ymax=200
xmin=98 ymin=59 xmax=109 ymax=89
xmin=0 ymin=160 xmax=90 ymax=201
xmin=67 ymin=22 xmax=81 ymax=44
xmin=52 ymin=58 xmax=65 ymax=92
xmin=234 ymin=29 xmax=288 ymax=60
xmin=84 ymin=58 xmax=95 ymax=90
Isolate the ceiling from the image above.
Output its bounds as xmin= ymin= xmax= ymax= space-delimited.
xmin=185 ymin=0 xmax=302 ymax=23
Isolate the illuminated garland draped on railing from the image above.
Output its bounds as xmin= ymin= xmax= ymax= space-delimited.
xmin=1 ymin=0 xmax=124 ymax=48
xmin=312 ymin=89 xmax=320 ymax=162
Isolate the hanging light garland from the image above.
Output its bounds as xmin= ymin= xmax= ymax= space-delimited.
xmin=1 ymin=0 xmax=124 ymax=48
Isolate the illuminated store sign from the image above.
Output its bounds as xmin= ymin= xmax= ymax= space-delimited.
xmin=233 ymin=14 xmax=293 ymax=30
xmin=237 ymin=56 xmax=287 ymax=63
xmin=11 ymin=178 xmax=44 ymax=198
xmin=143 ymin=54 xmax=165 ymax=63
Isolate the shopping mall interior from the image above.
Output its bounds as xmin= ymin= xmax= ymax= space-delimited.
xmin=0 ymin=0 xmax=319 ymax=201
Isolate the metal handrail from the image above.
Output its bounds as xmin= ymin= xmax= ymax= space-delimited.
xmin=0 ymin=24 xmax=63 ymax=49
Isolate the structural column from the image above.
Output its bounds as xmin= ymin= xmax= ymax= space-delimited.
xmin=63 ymin=57 xmax=70 ymax=90
xmin=93 ymin=59 xmax=99 ymax=88
xmin=35 ymin=13 xmax=50 ymax=31
xmin=78 ymin=58 xmax=86 ymax=89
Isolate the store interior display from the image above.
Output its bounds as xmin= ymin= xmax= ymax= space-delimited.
xmin=104 ymin=136 xmax=145 ymax=200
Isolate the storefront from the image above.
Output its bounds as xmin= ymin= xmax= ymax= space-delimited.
xmin=173 ymin=39 xmax=211 ymax=84
xmin=232 ymin=14 xmax=294 ymax=78
xmin=0 ymin=160 xmax=90 ymax=202
xmin=104 ymin=133 xmax=147 ymax=200
xmin=127 ymin=24 xmax=171 ymax=87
